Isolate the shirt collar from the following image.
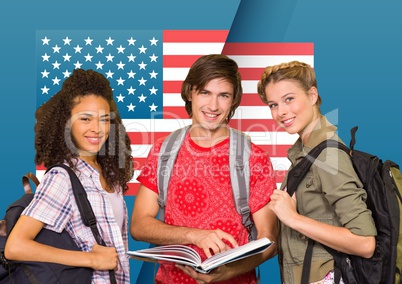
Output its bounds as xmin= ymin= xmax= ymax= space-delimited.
xmin=304 ymin=115 xmax=338 ymax=148
xmin=288 ymin=116 xmax=338 ymax=161
xmin=71 ymin=158 xmax=99 ymax=178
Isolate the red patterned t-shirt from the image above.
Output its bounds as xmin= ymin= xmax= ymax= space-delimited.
xmin=137 ymin=133 xmax=276 ymax=284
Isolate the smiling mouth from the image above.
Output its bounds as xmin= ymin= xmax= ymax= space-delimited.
xmin=281 ymin=117 xmax=294 ymax=126
xmin=87 ymin=137 xmax=103 ymax=143
xmin=204 ymin=112 xmax=219 ymax=119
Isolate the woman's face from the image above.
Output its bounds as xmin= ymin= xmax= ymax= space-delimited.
xmin=70 ymin=95 xmax=111 ymax=159
xmin=264 ymin=80 xmax=318 ymax=136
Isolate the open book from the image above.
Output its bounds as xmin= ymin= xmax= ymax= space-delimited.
xmin=127 ymin=237 xmax=273 ymax=274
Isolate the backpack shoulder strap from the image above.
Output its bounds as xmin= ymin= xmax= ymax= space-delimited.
xmin=22 ymin=173 xmax=39 ymax=194
xmin=45 ymin=164 xmax=117 ymax=284
xmin=156 ymin=127 xmax=256 ymax=240
xmin=46 ymin=164 xmax=100 ymax=239
xmin=229 ymin=128 xmax=256 ymax=240
xmin=286 ymin=139 xmax=350 ymax=284
xmin=157 ymin=125 xmax=191 ymax=221
xmin=286 ymin=139 xmax=349 ymax=196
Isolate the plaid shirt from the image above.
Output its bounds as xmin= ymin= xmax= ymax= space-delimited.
xmin=23 ymin=159 xmax=130 ymax=283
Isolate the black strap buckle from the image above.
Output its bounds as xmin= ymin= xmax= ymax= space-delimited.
xmin=1 ymin=251 xmax=11 ymax=271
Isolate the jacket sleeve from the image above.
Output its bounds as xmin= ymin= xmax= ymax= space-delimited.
xmin=314 ymin=147 xmax=377 ymax=236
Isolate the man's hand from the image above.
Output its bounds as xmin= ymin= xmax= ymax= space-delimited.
xmin=188 ymin=229 xmax=238 ymax=258
xmin=176 ymin=264 xmax=228 ymax=284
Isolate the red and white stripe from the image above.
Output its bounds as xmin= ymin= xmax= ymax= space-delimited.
xmin=36 ymin=30 xmax=314 ymax=196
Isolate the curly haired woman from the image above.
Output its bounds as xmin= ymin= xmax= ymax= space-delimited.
xmin=5 ymin=69 xmax=133 ymax=283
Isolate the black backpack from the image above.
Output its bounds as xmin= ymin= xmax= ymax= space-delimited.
xmin=286 ymin=126 xmax=402 ymax=284
xmin=0 ymin=164 xmax=116 ymax=284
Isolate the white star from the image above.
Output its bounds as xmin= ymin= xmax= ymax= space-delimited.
xmin=84 ymin=37 xmax=93 ymax=45
xmin=138 ymin=45 xmax=147 ymax=54
xmin=106 ymin=37 xmax=114 ymax=45
xmin=127 ymin=37 xmax=136 ymax=45
xmin=95 ymin=61 xmax=104 ymax=69
xmin=84 ymin=53 xmax=93 ymax=62
xmin=52 ymin=61 xmax=61 ymax=69
xmin=52 ymin=44 xmax=61 ymax=53
xmin=116 ymin=94 xmax=125 ymax=102
xmin=117 ymin=61 xmax=125 ymax=70
xmin=149 ymin=54 xmax=158 ymax=62
xmin=105 ymin=53 xmax=114 ymax=62
xmin=74 ymin=45 xmax=83 ymax=53
xmin=149 ymin=103 xmax=158 ymax=112
xmin=41 ymin=37 xmax=50 ymax=45
xmin=117 ymin=45 xmax=125 ymax=54
xmin=127 ymin=54 xmax=136 ymax=62
xmin=149 ymin=86 xmax=158 ymax=95
xmin=127 ymin=103 xmax=136 ymax=112
xmin=41 ymin=69 xmax=50 ymax=78
xmin=96 ymin=45 xmax=104 ymax=53
xmin=52 ymin=77 xmax=61 ymax=85
xmin=138 ymin=94 xmax=147 ymax=102
xmin=42 ymin=53 xmax=50 ymax=62
xmin=63 ymin=53 xmax=71 ymax=61
xmin=138 ymin=61 xmax=147 ymax=70
xmin=41 ymin=85 xmax=50 ymax=94
xmin=138 ymin=77 xmax=147 ymax=86
xmin=63 ymin=37 xmax=72 ymax=45
xmin=105 ymin=70 xmax=114 ymax=78
xmin=127 ymin=70 xmax=136 ymax=78
xmin=127 ymin=86 xmax=136 ymax=95
xmin=74 ymin=61 xmax=83 ymax=69
xmin=62 ymin=70 xmax=71 ymax=78
xmin=150 ymin=37 xmax=158 ymax=46
xmin=116 ymin=77 xmax=125 ymax=85
xmin=149 ymin=70 xmax=158 ymax=79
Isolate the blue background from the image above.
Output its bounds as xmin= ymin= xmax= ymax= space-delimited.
xmin=1 ymin=1 xmax=401 ymax=283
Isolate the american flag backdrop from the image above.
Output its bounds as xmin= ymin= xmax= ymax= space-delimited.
xmin=36 ymin=30 xmax=314 ymax=195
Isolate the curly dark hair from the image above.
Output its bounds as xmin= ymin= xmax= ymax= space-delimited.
xmin=35 ymin=69 xmax=133 ymax=193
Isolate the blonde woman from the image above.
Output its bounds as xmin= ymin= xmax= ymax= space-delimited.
xmin=257 ymin=61 xmax=376 ymax=284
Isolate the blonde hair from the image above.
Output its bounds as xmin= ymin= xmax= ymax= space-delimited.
xmin=257 ymin=61 xmax=322 ymax=107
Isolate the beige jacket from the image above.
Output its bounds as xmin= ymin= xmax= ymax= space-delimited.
xmin=278 ymin=116 xmax=377 ymax=283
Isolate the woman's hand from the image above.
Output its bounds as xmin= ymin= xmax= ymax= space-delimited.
xmin=89 ymin=244 xmax=118 ymax=270
xmin=268 ymin=189 xmax=298 ymax=228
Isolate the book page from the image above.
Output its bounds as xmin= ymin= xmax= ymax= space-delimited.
xmin=127 ymin=237 xmax=273 ymax=274
xmin=128 ymin=244 xmax=201 ymax=267
xmin=199 ymin=237 xmax=273 ymax=272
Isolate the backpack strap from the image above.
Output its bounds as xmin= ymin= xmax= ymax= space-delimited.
xmin=45 ymin=164 xmax=117 ymax=284
xmin=286 ymin=139 xmax=350 ymax=284
xmin=301 ymin=239 xmax=315 ymax=284
xmin=20 ymin=263 xmax=41 ymax=284
xmin=156 ymin=127 xmax=256 ymax=241
xmin=228 ymin=129 xmax=260 ymax=280
xmin=228 ymin=128 xmax=255 ymax=241
xmin=22 ymin=173 xmax=39 ymax=194
xmin=286 ymin=139 xmax=349 ymax=196
xmin=157 ymin=125 xmax=191 ymax=221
